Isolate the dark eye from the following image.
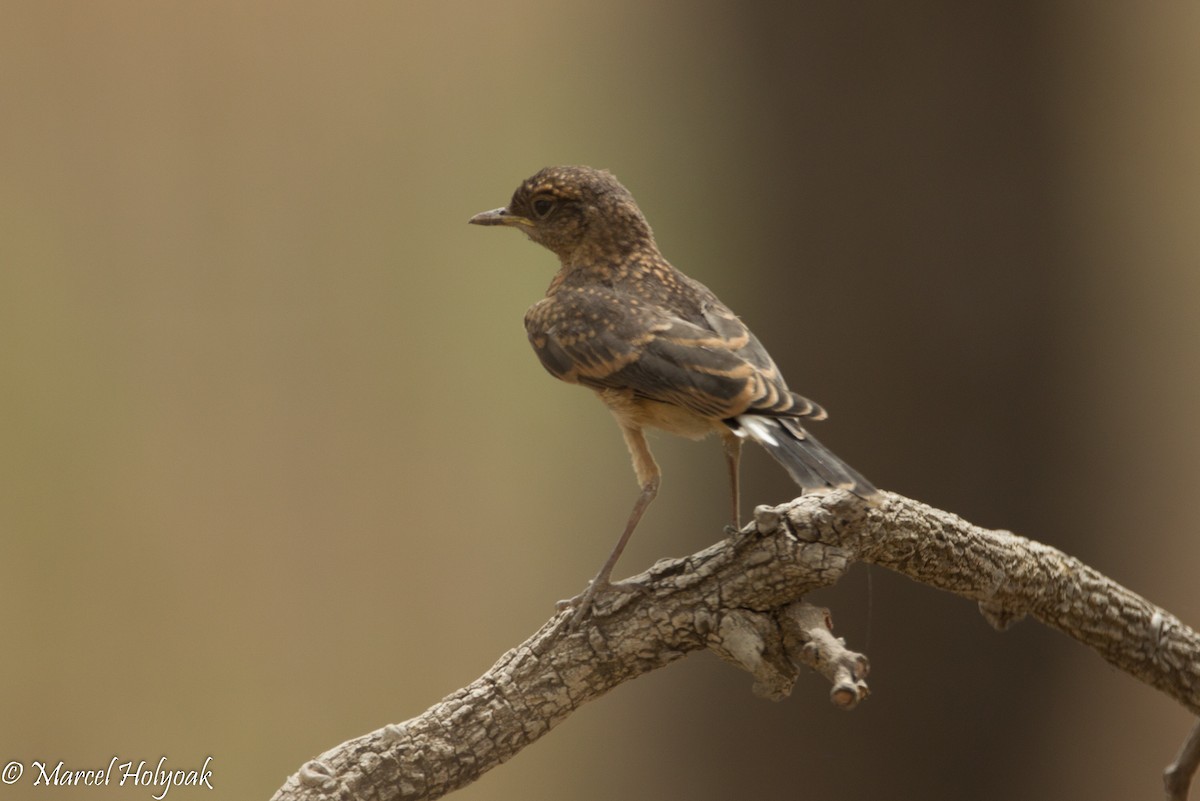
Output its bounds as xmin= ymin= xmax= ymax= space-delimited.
xmin=531 ymin=196 xmax=556 ymax=218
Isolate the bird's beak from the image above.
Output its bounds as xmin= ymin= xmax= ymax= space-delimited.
xmin=468 ymin=207 xmax=533 ymax=228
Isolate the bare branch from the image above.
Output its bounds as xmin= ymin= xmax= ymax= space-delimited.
xmin=1165 ymin=721 xmax=1200 ymax=801
xmin=781 ymin=601 xmax=870 ymax=709
xmin=270 ymin=491 xmax=1200 ymax=801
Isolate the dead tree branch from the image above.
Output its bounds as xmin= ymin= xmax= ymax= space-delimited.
xmin=270 ymin=490 xmax=1200 ymax=801
xmin=1166 ymin=721 xmax=1200 ymax=801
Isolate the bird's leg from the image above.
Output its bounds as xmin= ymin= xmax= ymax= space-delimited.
xmin=568 ymin=477 xmax=659 ymax=629
xmin=567 ymin=424 xmax=660 ymax=630
xmin=727 ymin=452 xmax=741 ymax=530
xmin=721 ymin=430 xmax=743 ymax=532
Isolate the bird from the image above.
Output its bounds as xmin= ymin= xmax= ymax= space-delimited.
xmin=469 ymin=166 xmax=877 ymax=628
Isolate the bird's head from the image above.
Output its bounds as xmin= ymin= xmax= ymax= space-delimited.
xmin=469 ymin=166 xmax=655 ymax=262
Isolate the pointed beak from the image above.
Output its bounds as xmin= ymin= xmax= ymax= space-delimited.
xmin=468 ymin=207 xmax=532 ymax=228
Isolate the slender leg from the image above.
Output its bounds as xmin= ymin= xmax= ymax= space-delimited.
xmin=569 ymin=424 xmax=660 ymax=630
xmin=721 ymin=430 xmax=743 ymax=530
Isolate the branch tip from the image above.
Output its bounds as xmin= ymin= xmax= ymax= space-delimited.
xmin=1164 ymin=719 xmax=1200 ymax=801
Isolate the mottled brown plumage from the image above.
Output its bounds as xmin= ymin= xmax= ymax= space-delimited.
xmin=470 ymin=166 xmax=876 ymax=627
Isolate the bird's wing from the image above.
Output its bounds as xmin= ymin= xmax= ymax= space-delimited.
xmin=525 ymin=288 xmax=824 ymax=421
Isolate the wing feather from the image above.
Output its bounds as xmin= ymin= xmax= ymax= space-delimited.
xmin=524 ymin=285 xmax=825 ymax=421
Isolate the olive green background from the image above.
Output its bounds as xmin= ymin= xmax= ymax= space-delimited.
xmin=2 ymin=3 xmax=1198 ymax=800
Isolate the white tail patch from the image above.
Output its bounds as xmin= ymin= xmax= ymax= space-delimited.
xmin=737 ymin=415 xmax=779 ymax=447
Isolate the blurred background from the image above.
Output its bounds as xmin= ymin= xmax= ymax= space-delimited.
xmin=2 ymin=2 xmax=1198 ymax=799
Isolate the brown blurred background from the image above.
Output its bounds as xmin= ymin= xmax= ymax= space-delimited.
xmin=2 ymin=2 xmax=1198 ymax=799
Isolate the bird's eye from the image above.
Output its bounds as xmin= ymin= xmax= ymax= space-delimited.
xmin=531 ymin=196 xmax=556 ymax=218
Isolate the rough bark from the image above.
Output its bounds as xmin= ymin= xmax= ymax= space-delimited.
xmin=270 ymin=490 xmax=1200 ymax=801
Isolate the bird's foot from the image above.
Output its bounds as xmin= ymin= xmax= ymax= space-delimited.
xmin=556 ymin=578 xmax=639 ymax=632
xmin=723 ymin=516 xmax=749 ymax=537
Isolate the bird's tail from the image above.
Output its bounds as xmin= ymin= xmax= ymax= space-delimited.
xmin=733 ymin=414 xmax=878 ymax=502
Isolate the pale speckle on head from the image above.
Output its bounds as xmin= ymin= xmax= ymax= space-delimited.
xmin=504 ymin=166 xmax=657 ymax=269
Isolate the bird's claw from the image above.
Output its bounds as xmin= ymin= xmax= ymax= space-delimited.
xmin=557 ymin=579 xmax=640 ymax=632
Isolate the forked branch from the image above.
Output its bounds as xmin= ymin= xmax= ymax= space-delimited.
xmin=270 ymin=491 xmax=1200 ymax=801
